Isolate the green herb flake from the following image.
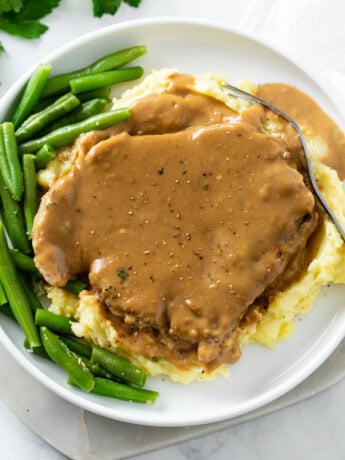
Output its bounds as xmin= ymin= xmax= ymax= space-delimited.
xmin=201 ymin=183 xmax=209 ymax=190
xmin=117 ymin=266 xmax=128 ymax=280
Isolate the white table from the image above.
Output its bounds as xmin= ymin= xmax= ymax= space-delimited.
xmin=1 ymin=1 xmax=345 ymax=459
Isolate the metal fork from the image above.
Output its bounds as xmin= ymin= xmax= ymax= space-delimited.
xmin=222 ymin=82 xmax=345 ymax=242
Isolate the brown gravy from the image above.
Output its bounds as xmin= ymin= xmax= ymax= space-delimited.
xmin=33 ymin=74 xmax=345 ymax=371
xmin=258 ymin=83 xmax=345 ymax=179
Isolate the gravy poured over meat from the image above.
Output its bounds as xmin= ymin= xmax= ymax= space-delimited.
xmin=33 ymin=74 xmax=345 ymax=371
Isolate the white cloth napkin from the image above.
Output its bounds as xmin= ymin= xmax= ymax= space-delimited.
xmin=239 ymin=0 xmax=345 ymax=120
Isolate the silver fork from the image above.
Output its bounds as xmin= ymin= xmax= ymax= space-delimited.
xmin=222 ymin=82 xmax=345 ymax=242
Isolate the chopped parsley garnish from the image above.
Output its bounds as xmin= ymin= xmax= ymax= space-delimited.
xmin=117 ymin=266 xmax=129 ymax=280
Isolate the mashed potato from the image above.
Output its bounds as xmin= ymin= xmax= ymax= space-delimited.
xmin=39 ymin=70 xmax=345 ymax=383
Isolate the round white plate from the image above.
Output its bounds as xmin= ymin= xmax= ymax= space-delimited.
xmin=1 ymin=18 xmax=345 ymax=428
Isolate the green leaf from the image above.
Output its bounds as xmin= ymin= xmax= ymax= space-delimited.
xmin=0 ymin=0 xmax=23 ymax=15
xmin=92 ymin=0 xmax=121 ymax=17
xmin=0 ymin=21 xmax=47 ymax=39
xmin=123 ymin=0 xmax=141 ymax=7
xmin=8 ymin=0 xmax=61 ymax=21
xmin=0 ymin=41 xmax=5 ymax=52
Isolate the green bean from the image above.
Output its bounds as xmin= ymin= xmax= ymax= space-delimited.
xmin=23 ymin=154 xmax=37 ymax=238
xmin=41 ymin=46 xmax=146 ymax=99
xmin=9 ymin=249 xmax=41 ymax=278
xmin=80 ymin=356 xmax=122 ymax=381
xmin=78 ymin=87 xmax=111 ymax=102
xmin=24 ymin=338 xmax=50 ymax=359
xmin=69 ymin=377 xmax=159 ymax=404
xmin=35 ymin=309 xmax=73 ymax=336
xmin=33 ymin=87 xmax=111 ymax=113
xmin=60 ymin=339 xmax=122 ymax=382
xmin=0 ymin=221 xmax=40 ymax=348
xmin=20 ymin=92 xmax=81 ymax=132
xmin=16 ymin=93 xmax=81 ymax=143
xmin=47 ymin=98 xmax=108 ymax=132
xmin=35 ymin=145 xmax=56 ymax=169
xmin=0 ymin=280 xmax=7 ymax=306
xmin=18 ymin=272 xmax=42 ymax=313
xmin=91 ymin=346 xmax=146 ymax=387
xmin=60 ymin=336 xmax=91 ymax=359
xmin=25 ymin=335 xmax=118 ymax=382
xmin=19 ymin=108 xmax=131 ymax=153
xmin=0 ymin=174 xmax=30 ymax=253
xmin=70 ymin=67 xmax=143 ymax=94
xmin=40 ymin=327 xmax=95 ymax=392
xmin=0 ymin=123 xmax=24 ymax=201
xmin=64 ymin=279 xmax=86 ymax=296
xmin=12 ymin=63 xmax=52 ymax=129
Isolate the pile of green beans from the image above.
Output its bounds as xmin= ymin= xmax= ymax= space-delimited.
xmin=34 ymin=314 xmax=158 ymax=402
xmin=0 ymin=44 xmax=159 ymax=405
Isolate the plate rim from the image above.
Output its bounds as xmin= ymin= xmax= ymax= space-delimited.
xmin=1 ymin=16 xmax=345 ymax=427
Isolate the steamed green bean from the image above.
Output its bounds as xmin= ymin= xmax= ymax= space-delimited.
xmin=23 ymin=154 xmax=37 ymax=238
xmin=41 ymin=46 xmax=146 ymax=98
xmin=0 ymin=123 xmax=24 ymax=201
xmin=0 ymin=221 xmax=40 ymax=348
xmin=70 ymin=67 xmax=143 ymax=94
xmin=16 ymin=93 xmax=80 ymax=143
xmin=0 ymin=174 xmax=30 ymax=253
xmin=91 ymin=346 xmax=146 ymax=388
xmin=12 ymin=63 xmax=51 ymax=129
xmin=40 ymin=327 xmax=94 ymax=392
xmin=19 ymin=108 xmax=131 ymax=153
xmin=35 ymin=309 xmax=73 ymax=336
xmin=47 ymin=98 xmax=108 ymax=132
xmin=35 ymin=145 xmax=56 ymax=169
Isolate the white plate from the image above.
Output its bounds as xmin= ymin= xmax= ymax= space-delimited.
xmin=1 ymin=18 xmax=345 ymax=428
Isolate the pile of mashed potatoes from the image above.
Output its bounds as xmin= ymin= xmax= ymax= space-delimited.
xmin=37 ymin=69 xmax=345 ymax=383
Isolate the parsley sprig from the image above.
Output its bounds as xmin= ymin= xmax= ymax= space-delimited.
xmin=0 ymin=0 xmax=61 ymax=51
xmin=0 ymin=0 xmax=142 ymax=54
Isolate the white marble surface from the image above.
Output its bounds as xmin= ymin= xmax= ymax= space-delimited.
xmin=1 ymin=0 xmax=345 ymax=459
